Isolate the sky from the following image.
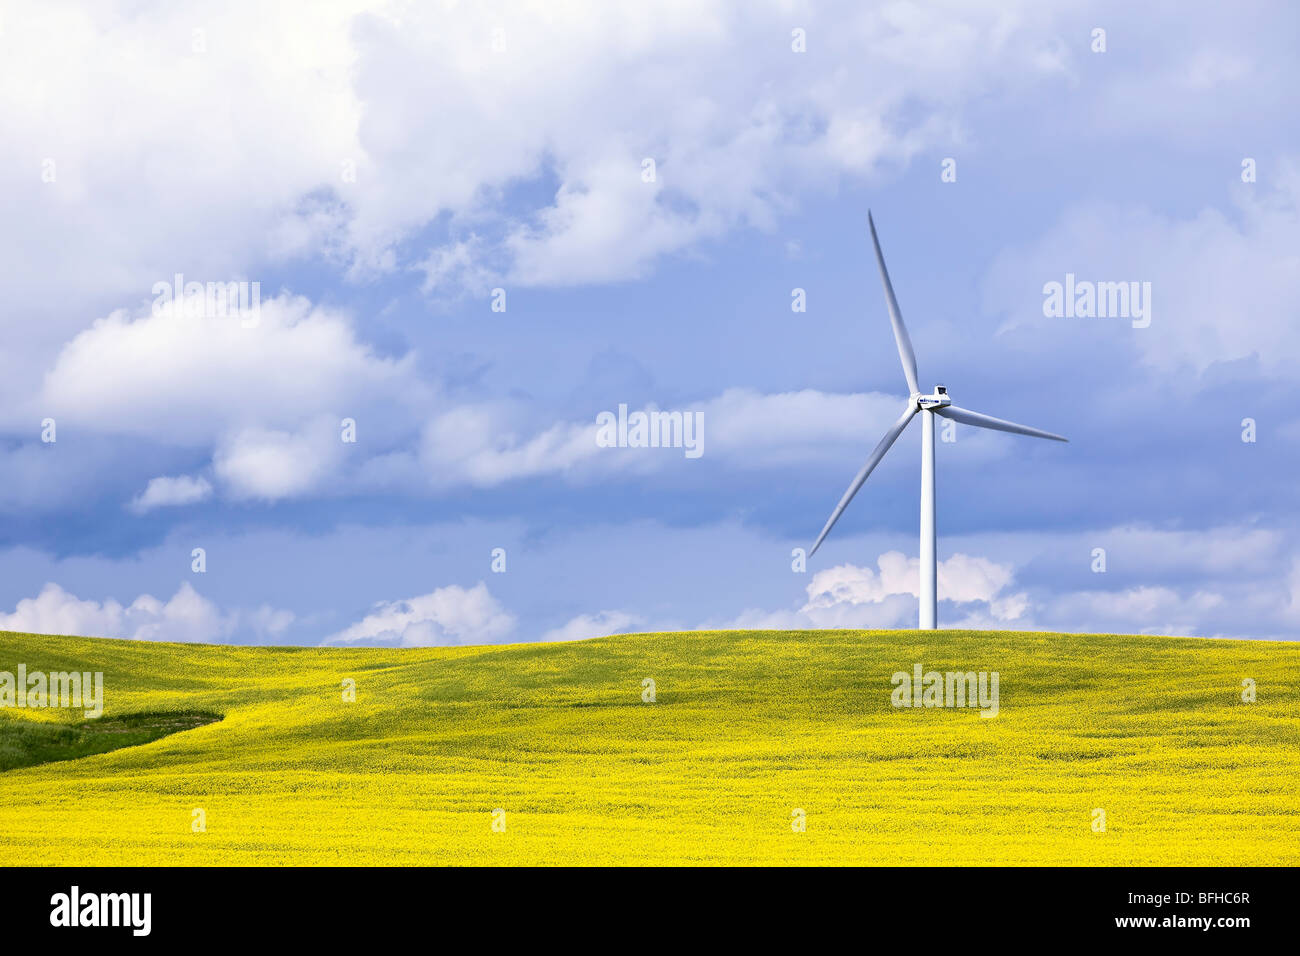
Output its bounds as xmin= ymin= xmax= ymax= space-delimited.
xmin=0 ymin=0 xmax=1297 ymax=645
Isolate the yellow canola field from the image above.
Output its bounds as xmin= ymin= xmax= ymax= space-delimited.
xmin=0 ymin=628 xmax=1296 ymax=865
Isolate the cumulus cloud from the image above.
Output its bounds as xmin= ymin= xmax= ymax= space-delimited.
xmin=1048 ymin=586 xmax=1225 ymax=637
xmin=0 ymin=1 xmax=362 ymax=324
xmin=419 ymin=388 xmax=906 ymax=487
xmin=420 ymin=405 xmax=611 ymax=488
xmin=0 ymin=582 xmax=293 ymax=643
xmin=702 ymin=389 xmax=907 ymax=466
xmin=803 ymin=551 xmax=1020 ymax=612
xmin=33 ymin=293 xmax=423 ymax=504
xmin=721 ymin=551 xmax=1027 ymax=631
xmin=324 ymin=585 xmax=637 ymax=648
xmin=39 ymin=295 xmax=418 ymax=444
xmin=717 ymin=524 xmax=1300 ymax=638
xmin=540 ymin=610 xmax=643 ymax=643
xmin=985 ymin=169 xmax=1300 ymax=376
xmin=34 ymin=315 xmax=925 ymax=501
xmin=348 ymin=1 xmax=1077 ymax=287
xmin=324 ymin=582 xmax=517 ymax=647
xmin=128 ymin=475 xmax=213 ymax=513
xmin=214 ymin=418 xmax=348 ymax=502
xmin=0 ymin=0 xmax=1087 ymax=334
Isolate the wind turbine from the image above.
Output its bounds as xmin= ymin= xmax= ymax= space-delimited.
xmin=809 ymin=212 xmax=1067 ymax=630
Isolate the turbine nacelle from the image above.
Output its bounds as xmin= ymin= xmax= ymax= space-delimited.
xmin=916 ymin=385 xmax=950 ymax=410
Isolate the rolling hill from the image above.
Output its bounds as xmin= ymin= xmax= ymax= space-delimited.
xmin=0 ymin=628 xmax=1296 ymax=865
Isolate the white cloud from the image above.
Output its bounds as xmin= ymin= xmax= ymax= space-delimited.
xmin=35 ymin=312 xmax=925 ymax=500
xmin=1049 ymin=586 xmax=1225 ymax=637
xmin=0 ymin=1 xmax=363 ymax=323
xmin=0 ymin=0 xmax=1087 ymax=338
xmin=324 ymin=582 xmax=517 ymax=647
xmin=420 ymin=405 xmax=610 ymax=488
xmin=703 ymin=389 xmax=906 ymax=465
xmin=345 ymin=1 xmax=1070 ymax=286
xmin=128 ymin=474 xmax=213 ymax=513
xmin=985 ymin=169 xmax=1300 ymax=377
xmin=214 ymin=418 xmax=347 ymax=502
xmin=34 ymin=293 xmax=423 ymax=504
xmin=244 ymin=605 xmax=297 ymax=640
xmin=419 ymin=387 xmax=906 ymax=487
xmin=803 ymin=552 xmax=922 ymax=608
xmin=0 ymin=581 xmax=292 ymax=643
xmin=803 ymin=551 xmax=1017 ymax=609
xmin=775 ymin=523 xmax=1300 ymax=638
xmin=720 ymin=550 xmax=1025 ymax=631
xmin=936 ymin=553 xmax=1018 ymax=604
xmin=418 ymin=237 xmax=495 ymax=295
xmin=716 ymin=607 xmax=820 ymax=631
xmin=541 ymin=610 xmax=642 ymax=643
xmin=38 ymin=295 xmax=418 ymax=443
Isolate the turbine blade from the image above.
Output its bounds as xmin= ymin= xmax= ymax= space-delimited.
xmin=810 ymin=405 xmax=917 ymax=556
xmin=868 ymin=211 xmax=921 ymax=396
xmin=935 ymin=404 xmax=1068 ymax=442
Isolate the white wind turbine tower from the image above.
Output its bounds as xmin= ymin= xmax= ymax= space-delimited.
xmin=809 ymin=212 xmax=1068 ymax=630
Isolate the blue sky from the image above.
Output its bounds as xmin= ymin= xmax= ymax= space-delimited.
xmin=1 ymin=1 xmax=1297 ymax=644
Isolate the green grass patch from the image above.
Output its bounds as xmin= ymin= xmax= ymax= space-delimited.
xmin=0 ymin=711 xmax=221 ymax=772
